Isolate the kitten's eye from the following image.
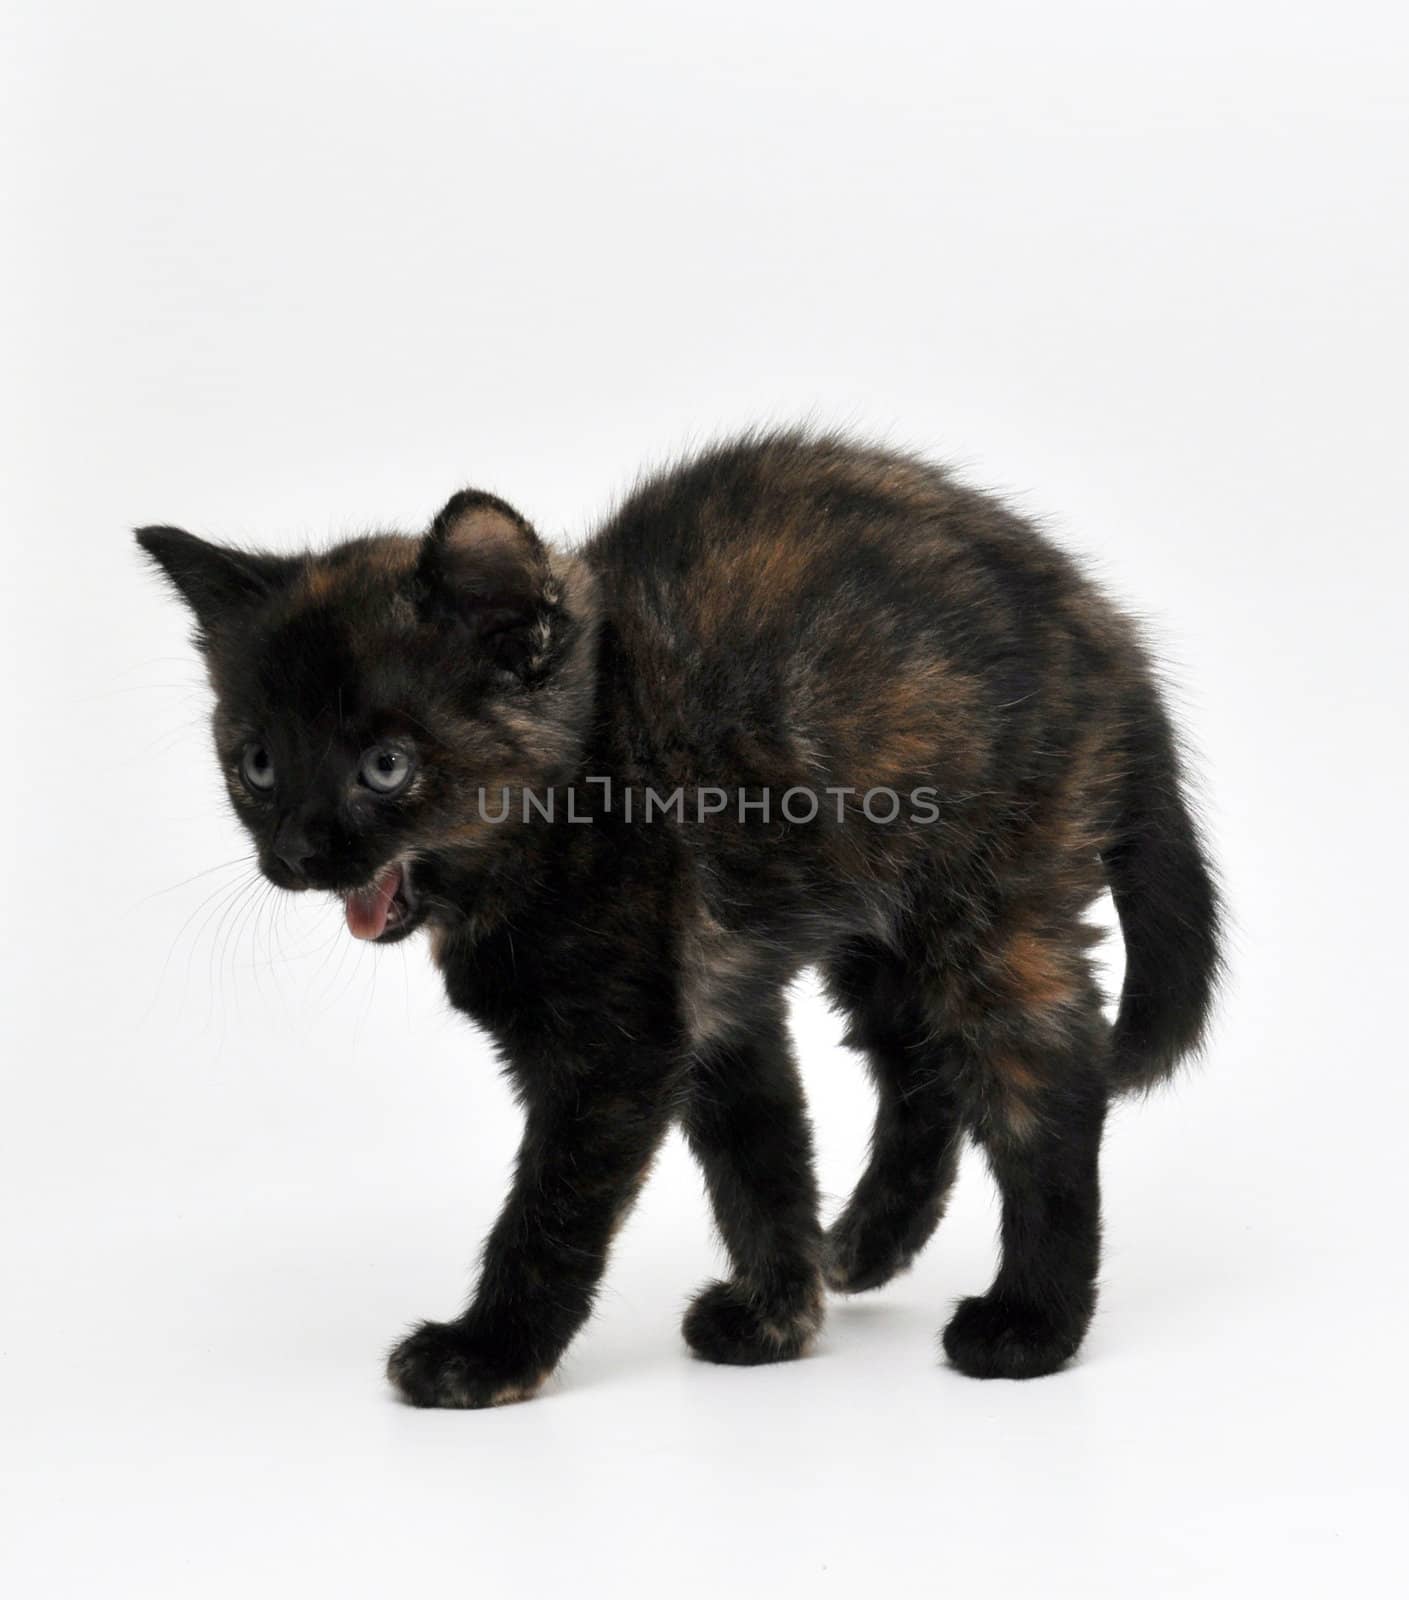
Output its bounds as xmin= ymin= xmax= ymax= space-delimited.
xmin=240 ymin=744 xmax=276 ymax=792
xmin=359 ymin=744 xmax=415 ymax=795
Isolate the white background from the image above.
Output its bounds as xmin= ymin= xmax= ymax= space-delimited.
xmin=3 ymin=2 xmax=1406 ymax=1595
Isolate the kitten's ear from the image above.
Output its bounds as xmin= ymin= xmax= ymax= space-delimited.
xmin=416 ymin=491 xmax=561 ymax=678
xmin=135 ymin=526 xmax=293 ymax=636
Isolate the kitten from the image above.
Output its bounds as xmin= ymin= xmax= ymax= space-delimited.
xmin=138 ymin=430 xmax=1221 ymax=1405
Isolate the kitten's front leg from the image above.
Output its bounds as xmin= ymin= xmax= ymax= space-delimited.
xmin=387 ymin=1055 xmax=674 ymax=1410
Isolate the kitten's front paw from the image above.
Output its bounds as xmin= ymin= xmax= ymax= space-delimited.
xmin=822 ymin=1211 xmax=914 ymax=1294
xmin=941 ymin=1293 xmax=1088 ymax=1380
xmin=683 ymin=1278 xmax=824 ymax=1366
xmin=386 ymin=1320 xmax=548 ymax=1410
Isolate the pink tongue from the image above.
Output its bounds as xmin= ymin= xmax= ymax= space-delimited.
xmin=344 ymin=864 xmax=403 ymax=941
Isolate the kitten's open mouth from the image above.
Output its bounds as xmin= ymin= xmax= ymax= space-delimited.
xmin=344 ymin=860 xmax=419 ymax=943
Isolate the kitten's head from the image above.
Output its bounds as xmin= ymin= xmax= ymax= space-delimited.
xmin=137 ymin=491 xmax=598 ymax=943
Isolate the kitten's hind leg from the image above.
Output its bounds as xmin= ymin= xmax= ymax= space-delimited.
xmin=680 ymin=1003 xmax=825 ymax=1366
xmin=941 ymin=977 xmax=1110 ymax=1380
xmin=821 ymin=942 xmax=965 ymax=1294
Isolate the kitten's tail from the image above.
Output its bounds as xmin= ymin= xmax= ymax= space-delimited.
xmin=1101 ymin=685 xmax=1223 ymax=1093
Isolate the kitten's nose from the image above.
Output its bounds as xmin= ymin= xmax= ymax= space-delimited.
xmin=273 ymin=819 xmax=314 ymax=876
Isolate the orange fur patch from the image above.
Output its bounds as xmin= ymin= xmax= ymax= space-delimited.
xmin=1003 ymin=929 xmax=1079 ymax=1012
xmin=989 ymin=1054 xmax=1044 ymax=1141
xmin=691 ymin=526 xmax=817 ymax=638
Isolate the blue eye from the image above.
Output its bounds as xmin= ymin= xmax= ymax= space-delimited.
xmin=359 ymin=744 xmax=414 ymax=794
xmin=240 ymin=744 xmax=275 ymax=792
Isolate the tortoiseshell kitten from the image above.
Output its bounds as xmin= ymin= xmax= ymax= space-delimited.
xmin=138 ymin=431 xmax=1220 ymax=1406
